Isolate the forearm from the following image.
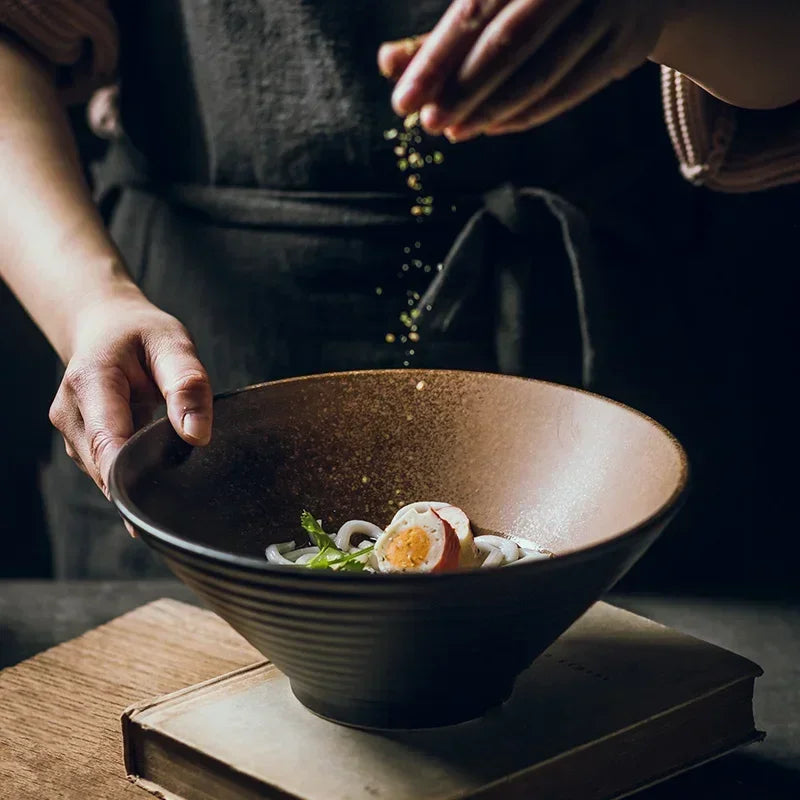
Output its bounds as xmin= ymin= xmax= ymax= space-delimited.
xmin=652 ymin=0 xmax=800 ymax=110
xmin=0 ymin=34 xmax=138 ymax=363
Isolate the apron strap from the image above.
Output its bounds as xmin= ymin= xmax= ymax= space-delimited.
xmin=414 ymin=183 xmax=600 ymax=387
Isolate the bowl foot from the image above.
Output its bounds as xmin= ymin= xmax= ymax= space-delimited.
xmin=290 ymin=680 xmax=514 ymax=731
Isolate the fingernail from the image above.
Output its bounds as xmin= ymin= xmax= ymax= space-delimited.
xmin=182 ymin=412 xmax=211 ymax=444
xmin=124 ymin=521 xmax=138 ymax=538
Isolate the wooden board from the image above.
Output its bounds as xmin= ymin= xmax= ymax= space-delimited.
xmin=0 ymin=599 xmax=261 ymax=799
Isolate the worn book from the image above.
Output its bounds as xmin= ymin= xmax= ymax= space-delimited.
xmin=122 ymin=601 xmax=763 ymax=800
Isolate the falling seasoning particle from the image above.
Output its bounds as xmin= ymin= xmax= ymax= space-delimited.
xmin=375 ymin=286 xmax=383 ymax=295
xmin=422 ymin=206 xmax=433 ymax=215
xmin=408 ymin=152 xmax=424 ymax=168
xmin=420 ymin=196 xmax=433 ymax=205
xmin=403 ymin=246 xmax=411 ymax=254
xmin=425 ymin=305 xmax=432 ymax=311
xmin=407 ymin=175 xmax=421 ymax=190
xmin=401 ymin=263 xmax=409 ymax=271
xmin=397 ymin=159 xmax=408 ymax=171
xmin=409 ymin=349 xmax=415 ymax=356
xmin=404 ymin=112 xmax=420 ymax=129
xmin=451 ymin=205 xmax=457 ymax=212
xmin=385 ymin=333 xmax=396 ymax=343
xmin=410 ymin=309 xmax=421 ymax=319
xmin=401 ymin=335 xmax=408 ymax=343
xmin=395 ymin=488 xmax=402 ymax=495
xmin=414 ymin=241 xmax=421 ymax=248
xmin=393 ymin=145 xmax=407 ymax=158
xmin=361 ymin=475 xmax=370 ymax=484
xmin=409 ymin=331 xmax=420 ymax=342
xmin=407 ymin=299 xmax=414 ymax=306
xmin=423 ymin=264 xmax=431 ymax=272
xmin=410 ymin=205 xmax=423 ymax=216
xmin=424 ymin=155 xmax=433 ymax=164
xmin=412 ymin=259 xmax=423 ymax=267
xmin=433 ymin=151 xmax=444 ymax=164
xmin=416 ymin=380 xmax=426 ymax=391
xmin=412 ymin=292 xmax=420 ymax=300
xmin=437 ymin=263 xmax=443 ymax=271
xmin=384 ymin=129 xmax=398 ymax=140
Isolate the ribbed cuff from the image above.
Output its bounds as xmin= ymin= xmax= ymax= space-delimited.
xmin=0 ymin=0 xmax=118 ymax=103
xmin=661 ymin=66 xmax=800 ymax=193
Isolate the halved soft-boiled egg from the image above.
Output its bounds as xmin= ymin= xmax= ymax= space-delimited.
xmin=375 ymin=508 xmax=459 ymax=573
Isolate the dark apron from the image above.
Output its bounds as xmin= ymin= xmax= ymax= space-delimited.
xmin=42 ymin=0 xmax=654 ymax=579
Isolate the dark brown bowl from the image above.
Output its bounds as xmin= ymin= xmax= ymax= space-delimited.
xmin=109 ymin=370 xmax=688 ymax=729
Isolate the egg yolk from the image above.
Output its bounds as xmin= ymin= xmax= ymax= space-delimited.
xmin=385 ymin=526 xmax=431 ymax=569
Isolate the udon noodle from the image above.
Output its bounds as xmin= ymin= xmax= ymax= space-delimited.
xmin=266 ymin=502 xmax=553 ymax=574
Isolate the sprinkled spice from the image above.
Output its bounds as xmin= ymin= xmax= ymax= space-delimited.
xmin=382 ymin=112 xmax=452 ymax=366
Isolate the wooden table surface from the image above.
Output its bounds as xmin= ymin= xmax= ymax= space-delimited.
xmin=1 ymin=581 xmax=798 ymax=799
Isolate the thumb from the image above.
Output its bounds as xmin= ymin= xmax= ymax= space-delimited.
xmin=149 ymin=333 xmax=213 ymax=446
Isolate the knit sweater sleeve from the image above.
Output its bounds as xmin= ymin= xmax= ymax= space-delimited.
xmin=0 ymin=0 xmax=118 ymax=103
xmin=661 ymin=66 xmax=800 ymax=193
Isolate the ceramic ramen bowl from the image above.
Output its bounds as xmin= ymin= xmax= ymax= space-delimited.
xmin=109 ymin=370 xmax=688 ymax=730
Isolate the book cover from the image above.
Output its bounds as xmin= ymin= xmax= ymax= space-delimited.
xmin=123 ymin=601 xmax=764 ymax=800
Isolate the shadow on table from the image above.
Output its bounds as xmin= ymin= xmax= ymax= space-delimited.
xmin=635 ymin=752 xmax=800 ymax=798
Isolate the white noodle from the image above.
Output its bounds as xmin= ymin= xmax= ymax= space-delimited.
xmin=265 ymin=541 xmax=296 ymax=565
xmin=480 ymin=548 xmax=505 ymax=568
xmin=336 ymin=520 xmax=384 ymax=550
xmin=516 ymin=550 xmax=553 ymax=564
xmin=284 ymin=546 xmax=320 ymax=561
xmin=474 ymin=535 xmax=520 ymax=563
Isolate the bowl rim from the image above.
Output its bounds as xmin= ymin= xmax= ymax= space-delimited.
xmin=108 ymin=369 xmax=690 ymax=581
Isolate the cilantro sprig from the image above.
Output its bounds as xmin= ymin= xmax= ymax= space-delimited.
xmin=299 ymin=511 xmax=373 ymax=572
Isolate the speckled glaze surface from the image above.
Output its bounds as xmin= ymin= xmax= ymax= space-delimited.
xmin=110 ymin=370 xmax=688 ymax=729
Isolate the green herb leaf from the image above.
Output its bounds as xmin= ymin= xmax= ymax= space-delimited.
xmin=325 ymin=545 xmax=374 ymax=572
xmin=307 ymin=544 xmax=374 ymax=572
xmin=306 ymin=546 xmax=342 ymax=569
xmin=300 ymin=510 xmax=338 ymax=552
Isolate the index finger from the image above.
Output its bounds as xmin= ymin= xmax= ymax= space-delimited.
xmin=392 ymin=0 xmax=508 ymax=116
xmin=72 ymin=367 xmax=136 ymax=493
